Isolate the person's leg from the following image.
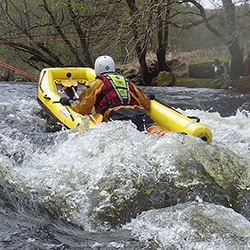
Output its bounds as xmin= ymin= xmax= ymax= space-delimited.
xmin=108 ymin=107 xmax=145 ymax=130
xmin=133 ymin=107 xmax=167 ymax=136
xmin=108 ymin=107 xmax=166 ymax=136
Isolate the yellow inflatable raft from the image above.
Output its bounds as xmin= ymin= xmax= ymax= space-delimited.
xmin=37 ymin=67 xmax=212 ymax=142
xmin=37 ymin=67 xmax=103 ymax=131
xmin=147 ymin=100 xmax=212 ymax=142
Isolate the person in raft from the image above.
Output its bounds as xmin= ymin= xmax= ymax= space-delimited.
xmin=60 ymin=55 xmax=166 ymax=136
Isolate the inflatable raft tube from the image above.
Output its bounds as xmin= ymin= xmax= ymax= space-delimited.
xmin=147 ymin=100 xmax=212 ymax=142
xmin=37 ymin=67 xmax=103 ymax=130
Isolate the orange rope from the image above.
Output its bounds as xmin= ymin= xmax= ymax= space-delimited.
xmin=0 ymin=60 xmax=39 ymax=81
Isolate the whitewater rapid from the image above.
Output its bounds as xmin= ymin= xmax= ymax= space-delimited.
xmin=1 ymin=82 xmax=250 ymax=249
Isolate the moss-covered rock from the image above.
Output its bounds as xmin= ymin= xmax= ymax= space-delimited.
xmin=231 ymin=75 xmax=250 ymax=93
xmin=151 ymin=71 xmax=175 ymax=87
xmin=175 ymin=77 xmax=218 ymax=88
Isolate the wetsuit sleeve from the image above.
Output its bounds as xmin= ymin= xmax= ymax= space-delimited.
xmin=71 ymin=79 xmax=103 ymax=115
xmin=133 ymin=84 xmax=151 ymax=110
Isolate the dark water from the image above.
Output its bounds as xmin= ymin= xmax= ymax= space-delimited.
xmin=1 ymin=81 xmax=250 ymax=249
xmin=142 ymin=86 xmax=250 ymax=117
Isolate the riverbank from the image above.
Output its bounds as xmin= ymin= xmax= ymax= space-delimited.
xmin=119 ymin=47 xmax=250 ymax=94
xmin=120 ymin=51 xmax=250 ymax=94
xmin=174 ymin=75 xmax=250 ymax=94
xmin=121 ymin=63 xmax=250 ymax=94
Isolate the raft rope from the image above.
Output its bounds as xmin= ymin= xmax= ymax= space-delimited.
xmin=0 ymin=25 xmax=170 ymax=82
xmin=0 ymin=25 xmax=169 ymax=44
xmin=0 ymin=60 xmax=39 ymax=81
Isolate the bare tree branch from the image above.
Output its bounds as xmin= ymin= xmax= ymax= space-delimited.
xmin=182 ymin=0 xmax=226 ymax=43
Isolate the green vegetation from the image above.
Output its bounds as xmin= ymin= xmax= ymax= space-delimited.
xmin=0 ymin=0 xmax=249 ymax=86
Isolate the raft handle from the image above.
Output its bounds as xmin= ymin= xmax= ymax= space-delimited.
xmin=43 ymin=94 xmax=51 ymax=100
xmin=187 ymin=116 xmax=200 ymax=123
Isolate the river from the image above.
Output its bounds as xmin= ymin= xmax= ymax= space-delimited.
xmin=1 ymin=81 xmax=250 ymax=249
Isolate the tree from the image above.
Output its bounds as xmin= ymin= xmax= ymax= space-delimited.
xmin=125 ymin=0 xmax=152 ymax=85
xmin=0 ymin=0 xmax=248 ymax=83
xmin=0 ymin=0 xmax=135 ymax=72
xmin=183 ymin=0 xmax=244 ymax=79
xmin=0 ymin=0 xmax=102 ymax=70
xmin=0 ymin=0 xmax=64 ymax=68
xmin=125 ymin=0 xmax=173 ymax=85
xmin=155 ymin=0 xmax=172 ymax=73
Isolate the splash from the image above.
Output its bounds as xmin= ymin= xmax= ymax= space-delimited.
xmin=124 ymin=201 xmax=250 ymax=249
xmin=5 ymin=119 xmax=249 ymax=230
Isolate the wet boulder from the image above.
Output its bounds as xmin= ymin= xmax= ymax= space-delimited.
xmin=151 ymin=71 xmax=175 ymax=86
xmin=188 ymin=62 xmax=217 ymax=79
xmin=88 ymin=135 xmax=250 ymax=227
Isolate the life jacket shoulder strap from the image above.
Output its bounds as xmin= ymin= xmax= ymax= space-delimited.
xmin=97 ymin=73 xmax=131 ymax=104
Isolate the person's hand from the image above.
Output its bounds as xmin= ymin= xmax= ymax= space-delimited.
xmin=59 ymin=97 xmax=74 ymax=106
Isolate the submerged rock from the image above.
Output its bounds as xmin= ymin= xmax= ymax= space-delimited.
xmin=87 ymin=135 xmax=250 ymax=227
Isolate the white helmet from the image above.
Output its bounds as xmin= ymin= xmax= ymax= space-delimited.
xmin=94 ymin=55 xmax=115 ymax=75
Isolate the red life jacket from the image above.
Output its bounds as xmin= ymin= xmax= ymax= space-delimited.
xmin=95 ymin=73 xmax=139 ymax=114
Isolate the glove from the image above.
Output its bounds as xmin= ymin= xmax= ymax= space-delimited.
xmin=59 ymin=97 xmax=73 ymax=106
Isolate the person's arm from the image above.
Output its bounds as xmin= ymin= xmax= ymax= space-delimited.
xmin=133 ymin=84 xmax=151 ymax=110
xmin=71 ymin=79 xmax=103 ymax=115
